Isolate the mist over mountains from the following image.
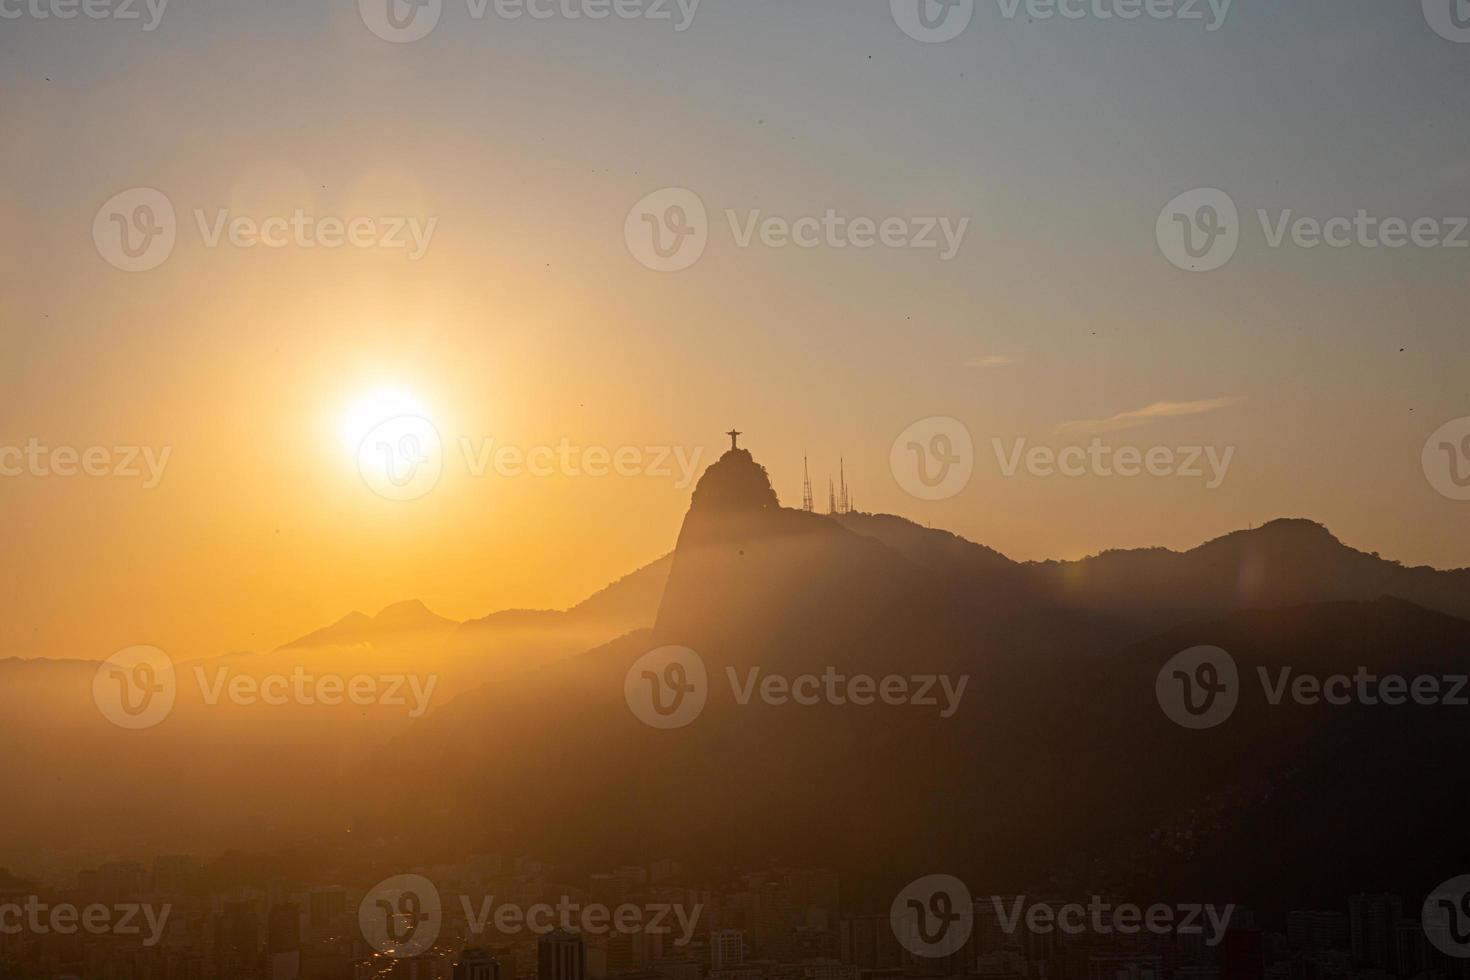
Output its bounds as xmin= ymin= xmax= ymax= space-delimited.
xmin=4 ymin=444 xmax=1466 ymax=912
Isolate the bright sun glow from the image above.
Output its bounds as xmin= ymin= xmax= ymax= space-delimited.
xmin=340 ymin=387 xmax=431 ymax=454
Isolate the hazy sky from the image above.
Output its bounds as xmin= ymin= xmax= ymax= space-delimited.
xmin=2 ymin=0 xmax=1468 ymax=660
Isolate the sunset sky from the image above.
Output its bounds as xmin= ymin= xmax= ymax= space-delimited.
xmin=2 ymin=0 xmax=1468 ymax=661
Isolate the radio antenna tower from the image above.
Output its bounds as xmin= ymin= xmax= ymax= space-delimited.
xmin=802 ymin=456 xmax=814 ymax=513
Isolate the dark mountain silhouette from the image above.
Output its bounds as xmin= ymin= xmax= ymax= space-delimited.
xmin=454 ymin=555 xmax=671 ymax=637
xmin=313 ymin=445 xmax=1470 ymax=914
xmin=1027 ymin=517 xmax=1470 ymax=627
xmin=4 ymin=442 xmax=1466 ymax=913
xmin=1033 ymin=596 xmax=1470 ymax=914
xmin=0 ymin=556 xmax=672 ymax=871
xmin=281 ymin=599 xmax=457 ymax=649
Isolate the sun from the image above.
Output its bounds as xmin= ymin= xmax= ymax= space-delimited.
xmin=340 ymin=387 xmax=431 ymax=455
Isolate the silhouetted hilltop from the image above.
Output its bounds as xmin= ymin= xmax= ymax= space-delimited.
xmin=455 ymin=555 xmax=672 ymax=633
xmin=281 ymin=600 xmax=456 ymax=649
xmin=656 ymin=445 xmax=1127 ymax=666
xmin=687 ymin=447 xmax=779 ymax=513
xmin=1026 ymin=516 xmax=1470 ymax=627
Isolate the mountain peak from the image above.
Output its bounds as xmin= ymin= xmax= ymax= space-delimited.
xmin=375 ymin=599 xmax=439 ymax=625
xmin=1211 ymin=517 xmax=1346 ymax=555
xmin=688 ymin=447 xmax=779 ymax=513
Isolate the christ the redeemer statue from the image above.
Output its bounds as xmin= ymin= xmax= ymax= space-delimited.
xmin=727 ymin=429 xmax=742 ymax=451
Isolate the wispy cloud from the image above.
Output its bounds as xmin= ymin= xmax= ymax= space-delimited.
xmin=963 ymin=355 xmax=1016 ymax=368
xmin=1056 ymin=397 xmax=1242 ymax=436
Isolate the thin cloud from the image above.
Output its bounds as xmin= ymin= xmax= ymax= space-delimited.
xmin=963 ymin=355 xmax=1016 ymax=368
xmin=1056 ymin=397 xmax=1242 ymax=435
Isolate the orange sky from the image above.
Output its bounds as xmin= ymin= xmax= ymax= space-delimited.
xmin=2 ymin=0 xmax=1468 ymax=661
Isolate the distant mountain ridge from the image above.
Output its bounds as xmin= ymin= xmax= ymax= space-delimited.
xmin=281 ymin=599 xmax=458 ymax=650
xmin=317 ymin=447 xmax=1470 ymax=913
xmin=3 ymin=442 xmax=1467 ymax=906
xmin=1025 ymin=516 xmax=1470 ymax=627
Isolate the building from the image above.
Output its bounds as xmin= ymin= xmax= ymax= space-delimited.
xmin=216 ymin=899 xmax=262 ymax=972
xmin=1285 ymin=911 xmax=1347 ymax=951
xmin=1220 ymin=926 xmax=1264 ymax=980
xmin=539 ymin=930 xmax=587 ymax=980
xmin=1085 ymin=953 xmax=1162 ymax=980
xmin=456 ymin=948 xmax=502 ymax=980
xmin=152 ymin=855 xmax=196 ymax=894
xmin=1348 ymin=893 xmax=1401 ymax=971
xmin=838 ymin=916 xmax=900 ymax=971
xmin=711 ymin=930 xmax=745 ymax=972
xmin=269 ymin=903 xmax=303 ymax=954
xmin=268 ymin=902 xmax=303 ymax=980
xmin=309 ymin=887 xmax=348 ymax=934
